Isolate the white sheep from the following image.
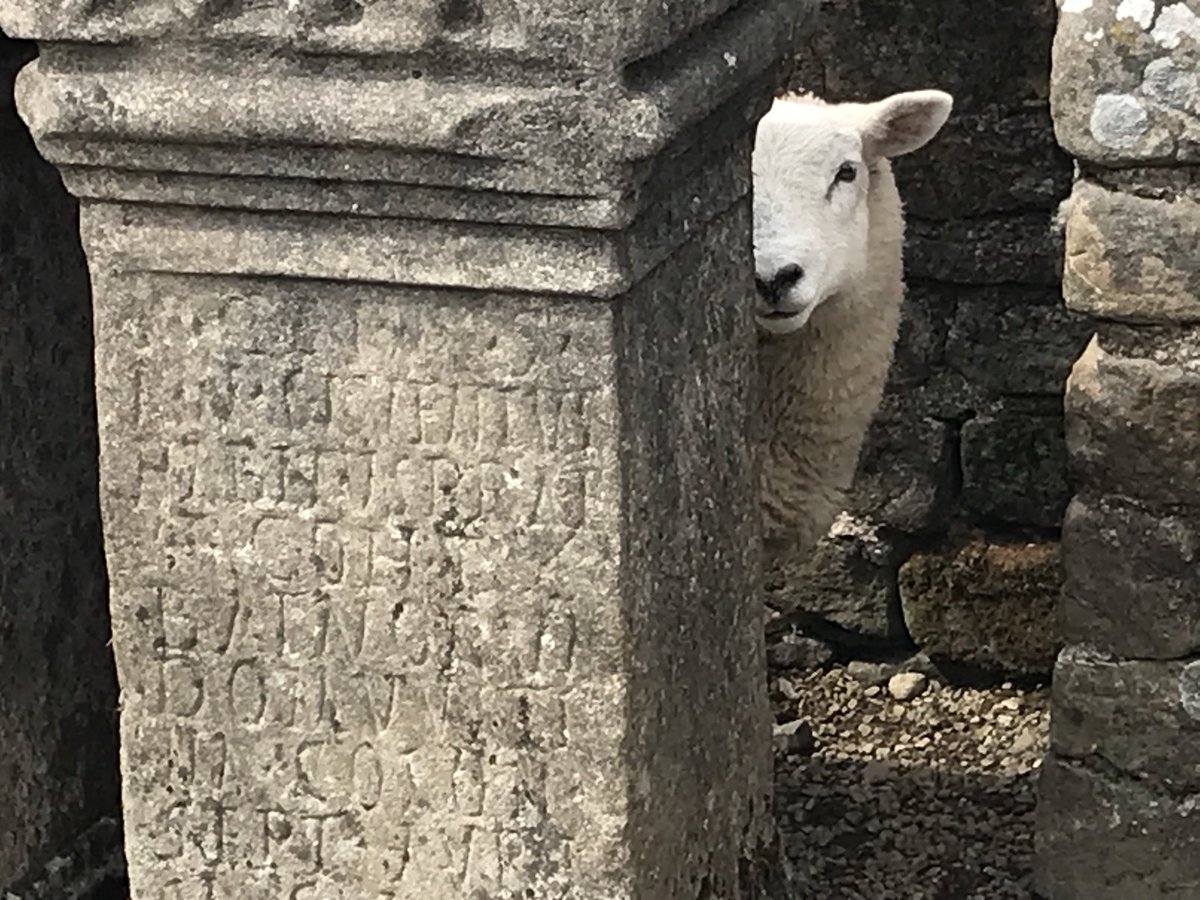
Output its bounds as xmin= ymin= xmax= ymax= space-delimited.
xmin=752 ymin=88 xmax=953 ymax=553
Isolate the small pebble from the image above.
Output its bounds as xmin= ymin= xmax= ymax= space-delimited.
xmin=888 ymin=672 xmax=929 ymax=701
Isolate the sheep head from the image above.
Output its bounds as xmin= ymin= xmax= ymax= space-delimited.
xmin=751 ymin=89 xmax=953 ymax=335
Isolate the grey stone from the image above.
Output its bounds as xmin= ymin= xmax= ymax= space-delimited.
xmin=893 ymin=104 xmax=1073 ymax=221
xmin=767 ymin=636 xmax=836 ymax=672
xmin=772 ymin=720 xmax=815 ymax=756
xmin=1052 ymin=0 xmax=1200 ymax=165
xmin=851 ymin=396 xmax=958 ymax=534
xmin=0 ymin=32 xmax=120 ymax=896
xmin=764 ymin=516 xmax=908 ymax=644
xmin=905 ymin=212 xmax=1065 ymax=286
xmin=899 ymin=535 xmax=1063 ymax=676
xmin=1035 ymin=753 xmax=1200 ymax=900
xmin=1062 ymin=494 xmax=1200 ymax=660
xmin=2 ymin=1 xmax=811 ymax=896
xmin=790 ymin=0 xmax=1057 ymax=112
xmin=946 ymin=290 xmax=1093 ymax=396
xmin=960 ymin=407 xmax=1072 ymax=530
xmin=1066 ymin=329 xmax=1200 ymax=508
xmin=1064 ymin=179 xmax=1200 ymax=324
xmin=1050 ymin=646 xmax=1200 ymax=792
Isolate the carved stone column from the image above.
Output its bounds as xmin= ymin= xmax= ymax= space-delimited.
xmin=1037 ymin=1 xmax=1200 ymax=897
xmin=1 ymin=1 xmax=807 ymax=897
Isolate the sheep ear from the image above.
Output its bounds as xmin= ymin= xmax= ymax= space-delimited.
xmin=859 ymin=90 xmax=953 ymax=161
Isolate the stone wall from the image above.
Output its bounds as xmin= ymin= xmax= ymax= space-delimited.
xmin=770 ymin=0 xmax=1093 ymax=677
xmin=1035 ymin=1 xmax=1200 ymax=896
xmin=0 ymin=31 xmax=122 ymax=900
xmin=1 ymin=2 xmax=808 ymax=897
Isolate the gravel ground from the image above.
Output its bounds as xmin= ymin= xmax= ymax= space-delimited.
xmin=772 ymin=662 xmax=1050 ymax=900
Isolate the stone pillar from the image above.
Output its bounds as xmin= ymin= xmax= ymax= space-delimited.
xmin=1 ymin=2 xmax=807 ymax=897
xmin=1036 ymin=1 xmax=1200 ymax=897
xmin=0 ymin=29 xmax=122 ymax=900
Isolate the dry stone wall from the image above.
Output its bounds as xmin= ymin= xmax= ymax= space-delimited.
xmin=0 ymin=31 xmax=121 ymax=900
xmin=0 ymin=2 xmax=810 ymax=898
xmin=1035 ymin=1 xmax=1200 ymax=896
xmin=772 ymin=0 xmax=1093 ymax=678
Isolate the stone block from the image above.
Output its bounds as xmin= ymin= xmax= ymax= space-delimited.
xmin=0 ymin=32 xmax=120 ymax=895
xmin=905 ymin=212 xmax=1064 ymax=285
xmin=851 ymin=397 xmax=958 ymax=534
xmin=1061 ymin=494 xmax=1200 ymax=659
xmin=946 ymin=289 xmax=1093 ymax=395
xmin=765 ymin=515 xmax=907 ymax=644
xmin=1052 ymin=0 xmax=1200 ymax=165
xmin=893 ymin=104 xmax=1073 ymax=221
xmin=1064 ymin=179 xmax=1200 ymax=324
xmin=899 ymin=535 xmax=1062 ymax=676
xmin=1050 ymin=646 xmax=1200 ymax=791
xmin=790 ymin=0 xmax=1057 ymax=111
xmin=1035 ymin=753 xmax=1200 ymax=900
xmin=960 ymin=406 xmax=1071 ymax=530
xmin=1066 ymin=329 xmax=1200 ymax=507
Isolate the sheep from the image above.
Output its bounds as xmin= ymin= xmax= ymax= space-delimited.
xmin=752 ymin=88 xmax=953 ymax=555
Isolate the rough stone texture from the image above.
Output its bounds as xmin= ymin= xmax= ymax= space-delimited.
xmin=1034 ymin=754 xmax=1200 ymax=900
xmin=1061 ymin=494 xmax=1200 ymax=660
xmin=0 ymin=30 xmax=121 ymax=899
xmin=960 ymin=404 xmax=1071 ymax=530
xmin=2 ymin=1 xmax=807 ymax=896
xmin=1039 ymin=2 xmax=1200 ymax=894
xmin=765 ymin=515 xmax=908 ymax=645
xmin=1065 ymin=178 xmax=1200 ymax=323
xmin=1050 ymin=646 xmax=1200 ymax=791
xmin=772 ymin=0 xmax=1084 ymax=671
xmin=1066 ymin=327 xmax=1200 ymax=508
xmin=1052 ymin=0 xmax=1200 ymax=165
xmin=898 ymin=535 xmax=1063 ymax=677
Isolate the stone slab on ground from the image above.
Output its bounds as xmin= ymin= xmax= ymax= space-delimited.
xmin=899 ymin=535 xmax=1063 ymax=677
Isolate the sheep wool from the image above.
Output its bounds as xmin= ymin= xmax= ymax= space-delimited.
xmin=753 ymin=89 xmax=953 ymax=555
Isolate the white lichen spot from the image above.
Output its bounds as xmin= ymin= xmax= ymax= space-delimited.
xmin=1180 ymin=660 xmax=1200 ymax=720
xmin=1089 ymin=93 xmax=1150 ymax=149
xmin=1116 ymin=0 xmax=1156 ymax=28
xmin=1085 ymin=27 xmax=1106 ymax=42
xmin=1151 ymin=2 xmax=1200 ymax=48
xmin=723 ymin=51 xmax=738 ymax=68
xmin=1061 ymin=0 xmax=1093 ymax=12
xmin=1143 ymin=57 xmax=1200 ymax=114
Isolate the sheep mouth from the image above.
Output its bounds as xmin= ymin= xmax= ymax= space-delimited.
xmin=761 ymin=310 xmax=803 ymax=320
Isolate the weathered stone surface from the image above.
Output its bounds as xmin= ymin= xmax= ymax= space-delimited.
xmin=1035 ymin=753 xmax=1200 ymax=900
xmin=946 ymin=289 xmax=1093 ymax=395
xmin=1062 ymin=494 xmax=1200 ymax=659
xmin=0 ymin=31 xmax=120 ymax=896
xmin=1066 ymin=329 xmax=1200 ymax=507
xmin=1052 ymin=0 xmax=1200 ymax=165
xmin=894 ymin=104 xmax=1073 ymax=221
xmin=906 ymin=213 xmax=1065 ymax=286
xmin=1064 ymin=178 xmax=1200 ymax=323
xmin=1050 ymin=646 xmax=1200 ymax=790
xmin=851 ymin=397 xmax=958 ymax=534
xmin=765 ymin=515 xmax=907 ymax=644
xmin=791 ymin=0 xmax=1056 ymax=111
xmin=899 ymin=536 xmax=1063 ymax=676
xmin=960 ymin=406 xmax=1072 ymax=529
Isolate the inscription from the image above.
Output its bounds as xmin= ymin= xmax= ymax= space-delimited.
xmin=113 ymin=293 xmax=617 ymax=896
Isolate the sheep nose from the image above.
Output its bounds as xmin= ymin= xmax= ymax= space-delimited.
xmin=755 ymin=264 xmax=805 ymax=306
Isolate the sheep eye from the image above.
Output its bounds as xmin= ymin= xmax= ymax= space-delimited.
xmin=835 ymin=163 xmax=857 ymax=184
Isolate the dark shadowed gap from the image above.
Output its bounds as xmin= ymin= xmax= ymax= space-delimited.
xmin=0 ymin=28 xmax=125 ymax=899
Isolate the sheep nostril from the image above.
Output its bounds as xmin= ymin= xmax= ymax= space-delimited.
xmin=774 ymin=264 xmax=804 ymax=290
